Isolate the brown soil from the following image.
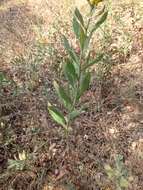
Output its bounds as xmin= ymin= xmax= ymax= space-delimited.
xmin=0 ymin=0 xmax=143 ymax=190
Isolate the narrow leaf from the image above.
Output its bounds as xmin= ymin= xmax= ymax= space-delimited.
xmin=90 ymin=11 xmax=108 ymax=36
xmin=48 ymin=105 xmax=66 ymax=127
xmin=73 ymin=17 xmax=86 ymax=50
xmin=64 ymin=59 xmax=78 ymax=87
xmin=83 ymin=36 xmax=90 ymax=53
xmin=80 ymin=29 xmax=87 ymax=51
xmin=73 ymin=8 xmax=85 ymax=38
xmin=73 ymin=61 xmax=80 ymax=77
xmin=73 ymin=8 xmax=86 ymax=50
xmin=78 ymin=72 xmax=91 ymax=99
xmin=62 ymin=35 xmax=79 ymax=63
xmin=73 ymin=17 xmax=80 ymax=39
xmin=74 ymin=8 xmax=84 ymax=26
xmin=68 ymin=109 xmax=84 ymax=121
xmin=53 ymin=81 xmax=72 ymax=109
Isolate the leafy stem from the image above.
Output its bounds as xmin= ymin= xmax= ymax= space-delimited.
xmin=48 ymin=1 xmax=108 ymax=136
xmin=71 ymin=7 xmax=94 ymax=112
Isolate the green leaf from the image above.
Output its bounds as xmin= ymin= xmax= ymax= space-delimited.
xmin=82 ymin=36 xmax=91 ymax=53
xmin=68 ymin=108 xmax=84 ymax=121
xmin=74 ymin=8 xmax=84 ymax=26
xmin=73 ymin=8 xmax=85 ymax=39
xmin=120 ymin=177 xmax=129 ymax=188
xmin=53 ymin=81 xmax=72 ymax=109
xmin=73 ymin=9 xmax=86 ymax=50
xmin=73 ymin=61 xmax=80 ymax=77
xmin=115 ymin=154 xmax=124 ymax=171
xmin=104 ymin=164 xmax=112 ymax=171
xmin=83 ymin=53 xmax=103 ymax=70
xmin=86 ymin=52 xmax=91 ymax=65
xmin=73 ymin=17 xmax=79 ymax=38
xmin=90 ymin=11 xmax=108 ymax=36
xmin=73 ymin=18 xmax=86 ymax=50
xmin=62 ymin=35 xmax=79 ymax=63
xmin=64 ymin=59 xmax=78 ymax=87
xmin=80 ymin=30 xmax=87 ymax=51
xmin=0 ymin=72 xmax=5 ymax=81
xmin=8 ymin=159 xmax=25 ymax=171
xmin=104 ymin=164 xmax=114 ymax=179
xmin=0 ymin=72 xmax=8 ymax=83
xmin=62 ymin=35 xmax=70 ymax=50
xmin=78 ymin=72 xmax=91 ymax=99
xmin=48 ymin=105 xmax=66 ymax=127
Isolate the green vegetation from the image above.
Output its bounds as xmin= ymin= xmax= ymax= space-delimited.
xmin=48 ymin=2 xmax=108 ymax=134
xmin=105 ymin=155 xmax=132 ymax=190
xmin=0 ymin=0 xmax=143 ymax=189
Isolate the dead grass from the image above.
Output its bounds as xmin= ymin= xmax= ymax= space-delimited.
xmin=0 ymin=0 xmax=143 ymax=189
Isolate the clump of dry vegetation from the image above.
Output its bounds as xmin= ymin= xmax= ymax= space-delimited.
xmin=0 ymin=0 xmax=143 ymax=190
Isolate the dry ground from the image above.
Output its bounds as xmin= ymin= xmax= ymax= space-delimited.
xmin=0 ymin=0 xmax=143 ymax=190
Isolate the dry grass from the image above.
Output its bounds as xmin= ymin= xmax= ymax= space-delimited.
xmin=0 ymin=0 xmax=143 ymax=189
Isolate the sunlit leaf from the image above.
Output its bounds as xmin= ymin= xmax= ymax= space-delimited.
xmin=73 ymin=18 xmax=86 ymax=50
xmin=104 ymin=164 xmax=114 ymax=179
xmin=74 ymin=8 xmax=84 ymax=26
xmin=48 ymin=105 xmax=66 ymax=127
xmin=73 ymin=8 xmax=86 ymax=50
xmin=120 ymin=177 xmax=129 ymax=188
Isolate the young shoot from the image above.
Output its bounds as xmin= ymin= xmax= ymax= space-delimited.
xmin=48 ymin=0 xmax=108 ymax=134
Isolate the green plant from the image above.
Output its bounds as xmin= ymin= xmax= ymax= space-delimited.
xmin=8 ymin=150 xmax=28 ymax=171
xmin=0 ymin=72 xmax=9 ymax=88
xmin=0 ymin=72 xmax=17 ymax=96
xmin=105 ymin=154 xmax=132 ymax=190
xmin=48 ymin=1 xmax=108 ymax=133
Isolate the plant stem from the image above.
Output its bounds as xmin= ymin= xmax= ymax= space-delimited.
xmin=69 ymin=7 xmax=94 ymax=115
xmin=66 ymin=7 xmax=95 ymax=134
